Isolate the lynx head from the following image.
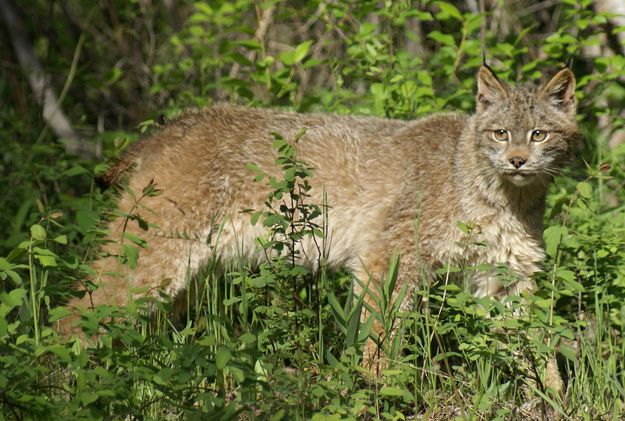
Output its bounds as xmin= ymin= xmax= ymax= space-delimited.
xmin=473 ymin=65 xmax=579 ymax=187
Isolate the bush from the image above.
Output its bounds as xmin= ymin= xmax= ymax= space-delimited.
xmin=1 ymin=0 xmax=625 ymax=418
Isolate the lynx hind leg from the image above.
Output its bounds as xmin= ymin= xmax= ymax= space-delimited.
xmin=357 ymin=274 xmax=386 ymax=374
xmin=59 ymin=192 xmax=214 ymax=338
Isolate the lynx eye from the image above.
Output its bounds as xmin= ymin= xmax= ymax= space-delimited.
xmin=492 ymin=129 xmax=509 ymax=142
xmin=530 ymin=130 xmax=549 ymax=143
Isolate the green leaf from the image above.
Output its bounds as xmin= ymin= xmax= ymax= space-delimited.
xmin=326 ymin=290 xmax=346 ymax=324
xmin=124 ymin=232 xmax=147 ymax=248
xmin=48 ymin=306 xmax=73 ymax=322
xmin=194 ymin=2 xmax=213 ymax=16
xmin=358 ymin=315 xmax=374 ymax=342
xmin=379 ymin=386 xmax=407 ymax=396
xmin=80 ymin=392 xmax=99 ymax=405
xmin=502 ymin=318 xmax=520 ymax=328
xmin=428 ymin=31 xmax=456 ymax=47
xmin=270 ymin=409 xmax=285 ymax=421
xmin=123 ymin=244 xmax=139 ymax=269
xmin=216 ymin=347 xmax=231 ymax=369
xmin=64 ymin=165 xmax=89 ymax=177
xmin=236 ymin=39 xmax=261 ymax=50
xmin=35 ymin=254 xmax=57 ymax=267
xmin=17 ymin=240 xmax=33 ymax=250
xmin=555 ymin=268 xmax=576 ymax=283
xmin=557 ymin=269 xmax=584 ymax=292
xmin=434 ymin=1 xmax=463 ymax=21
xmin=223 ymin=296 xmax=242 ymax=306
xmin=280 ymin=40 xmax=313 ymax=66
xmin=1 ymin=288 xmax=26 ymax=308
xmin=543 ymin=225 xmax=567 ymax=258
xmin=559 ymin=344 xmax=577 ymax=362
xmin=441 ymin=283 xmax=461 ymax=292
xmin=153 ymin=368 xmax=173 ymax=386
xmin=293 ymin=40 xmax=313 ymax=64
xmin=30 ymin=224 xmax=46 ymax=241
xmin=47 ymin=344 xmax=71 ymax=362
xmin=0 ymin=257 xmax=13 ymax=271
xmin=384 ymin=253 xmax=400 ymax=300
xmin=345 ymin=298 xmax=363 ymax=347
xmin=239 ymin=333 xmax=256 ymax=344
xmin=576 ymin=181 xmax=592 ymax=199
xmin=53 ymin=235 xmax=68 ymax=244
xmin=247 ymin=276 xmax=267 ymax=288
xmin=76 ymin=209 xmax=98 ymax=232
xmin=456 ymin=220 xmax=472 ymax=234
xmin=250 ymin=211 xmax=262 ymax=225
xmin=33 ymin=247 xmax=56 ymax=256
xmin=2 ymin=270 xmax=22 ymax=285
xmin=534 ymin=298 xmax=552 ymax=309
xmin=279 ymin=51 xmax=295 ymax=66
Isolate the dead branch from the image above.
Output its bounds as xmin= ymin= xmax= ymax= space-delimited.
xmin=228 ymin=3 xmax=275 ymax=80
xmin=0 ymin=0 xmax=99 ymax=159
xmin=594 ymin=0 xmax=625 ymax=57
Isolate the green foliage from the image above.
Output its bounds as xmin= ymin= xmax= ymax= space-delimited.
xmin=240 ymin=131 xmax=333 ymax=369
xmin=2 ymin=0 xmax=625 ymax=419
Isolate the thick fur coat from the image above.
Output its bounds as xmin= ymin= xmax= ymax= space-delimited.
xmin=61 ymin=67 xmax=580 ymax=374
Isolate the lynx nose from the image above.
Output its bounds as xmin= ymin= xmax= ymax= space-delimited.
xmin=509 ymin=156 xmax=526 ymax=169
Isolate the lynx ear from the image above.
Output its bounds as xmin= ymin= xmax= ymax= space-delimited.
xmin=476 ymin=65 xmax=508 ymax=112
xmin=539 ymin=68 xmax=576 ymax=116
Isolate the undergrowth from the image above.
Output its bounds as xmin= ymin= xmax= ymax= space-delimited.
xmin=2 ymin=1 xmax=625 ymax=419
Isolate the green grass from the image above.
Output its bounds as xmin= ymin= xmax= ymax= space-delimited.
xmin=2 ymin=1 xmax=625 ymax=419
xmin=1 ymin=140 xmax=624 ymax=420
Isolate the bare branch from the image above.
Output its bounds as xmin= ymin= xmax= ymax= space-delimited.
xmin=229 ymin=3 xmax=275 ymax=80
xmin=594 ymin=0 xmax=625 ymax=57
xmin=0 ymin=0 xmax=99 ymax=159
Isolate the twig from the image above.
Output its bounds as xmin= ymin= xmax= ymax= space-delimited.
xmin=229 ymin=2 xmax=275 ymax=80
xmin=516 ymin=0 xmax=561 ymax=18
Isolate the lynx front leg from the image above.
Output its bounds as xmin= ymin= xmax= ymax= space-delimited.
xmin=359 ymin=289 xmax=386 ymax=375
xmin=490 ymin=274 xmax=563 ymax=395
xmin=355 ymin=252 xmax=416 ymax=375
xmin=355 ymin=269 xmax=387 ymax=375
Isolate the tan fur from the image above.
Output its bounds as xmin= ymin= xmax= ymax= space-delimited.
xmin=61 ymin=67 xmax=580 ymax=376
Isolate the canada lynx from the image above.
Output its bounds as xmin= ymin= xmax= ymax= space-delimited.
xmin=61 ymin=66 xmax=579 ymax=369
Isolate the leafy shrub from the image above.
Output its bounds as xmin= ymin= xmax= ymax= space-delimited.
xmin=1 ymin=0 xmax=625 ymax=419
